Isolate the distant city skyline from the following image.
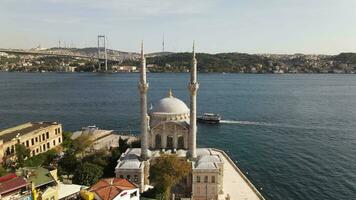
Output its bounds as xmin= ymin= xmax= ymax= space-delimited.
xmin=1 ymin=0 xmax=356 ymax=54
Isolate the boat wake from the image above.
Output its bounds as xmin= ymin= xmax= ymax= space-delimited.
xmin=220 ymin=120 xmax=355 ymax=131
xmin=220 ymin=120 xmax=273 ymax=126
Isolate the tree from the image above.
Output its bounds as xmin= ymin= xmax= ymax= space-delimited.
xmin=118 ymin=137 xmax=129 ymax=153
xmin=150 ymin=155 xmax=191 ymax=200
xmin=58 ymin=152 xmax=78 ymax=175
xmin=23 ymin=149 xmax=59 ymax=168
xmin=15 ymin=144 xmax=30 ymax=168
xmin=73 ymin=162 xmax=103 ymax=186
xmin=72 ymin=135 xmax=93 ymax=156
xmin=103 ymin=147 xmax=122 ymax=177
xmin=0 ymin=165 xmax=7 ymax=176
xmin=61 ymin=131 xmax=73 ymax=149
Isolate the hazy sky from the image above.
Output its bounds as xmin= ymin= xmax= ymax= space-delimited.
xmin=1 ymin=0 xmax=356 ymax=54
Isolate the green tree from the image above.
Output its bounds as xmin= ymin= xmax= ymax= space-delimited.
xmin=24 ymin=149 xmax=58 ymax=167
xmin=0 ymin=165 xmax=7 ymax=176
xmin=15 ymin=143 xmax=30 ymax=168
xmin=118 ymin=137 xmax=129 ymax=153
xmin=72 ymin=135 xmax=93 ymax=156
xmin=58 ymin=152 xmax=78 ymax=175
xmin=61 ymin=131 xmax=73 ymax=149
xmin=73 ymin=162 xmax=103 ymax=186
xmin=150 ymin=155 xmax=191 ymax=200
xmin=103 ymin=147 xmax=122 ymax=177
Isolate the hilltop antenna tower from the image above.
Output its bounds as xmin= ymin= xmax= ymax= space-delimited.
xmin=97 ymin=35 xmax=108 ymax=71
xmin=162 ymin=33 xmax=165 ymax=52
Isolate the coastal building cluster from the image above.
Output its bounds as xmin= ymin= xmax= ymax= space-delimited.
xmin=0 ymin=44 xmax=265 ymax=200
xmin=1 ymin=48 xmax=356 ymax=73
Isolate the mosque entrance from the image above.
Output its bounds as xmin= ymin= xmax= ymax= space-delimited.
xmin=167 ymin=136 xmax=173 ymax=149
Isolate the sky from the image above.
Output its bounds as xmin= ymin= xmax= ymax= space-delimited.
xmin=1 ymin=0 xmax=356 ymax=54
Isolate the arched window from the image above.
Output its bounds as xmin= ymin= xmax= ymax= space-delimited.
xmin=155 ymin=135 xmax=161 ymax=148
xmin=178 ymin=136 xmax=184 ymax=149
xmin=167 ymin=136 xmax=173 ymax=149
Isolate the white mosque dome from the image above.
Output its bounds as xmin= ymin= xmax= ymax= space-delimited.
xmin=151 ymin=91 xmax=189 ymax=114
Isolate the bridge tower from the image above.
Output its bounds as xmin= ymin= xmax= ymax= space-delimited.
xmin=97 ymin=35 xmax=108 ymax=72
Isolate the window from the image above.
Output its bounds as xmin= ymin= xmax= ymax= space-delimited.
xmin=53 ymin=140 xmax=56 ymax=146
xmin=36 ymin=148 xmax=39 ymax=153
xmin=212 ymin=176 xmax=215 ymax=183
xmin=127 ymin=175 xmax=131 ymax=180
xmin=46 ymin=132 xmax=49 ymax=139
xmin=134 ymin=175 xmax=138 ymax=182
xmin=26 ymin=140 xmax=29 ymax=147
xmin=6 ymin=147 xmax=10 ymax=155
xmin=39 ymin=136 xmax=41 ymax=142
xmin=204 ymin=176 xmax=208 ymax=183
xmin=130 ymin=191 xmax=138 ymax=198
xmin=42 ymin=134 xmax=45 ymax=141
xmin=55 ymin=129 xmax=57 ymax=135
xmin=47 ymin=142 xmax=50 ymax=149
xmin=40 ymin=146 xmax=42 ymax=152
xmin=58 ymin=137 xmax=61 ymax=143
xmin=35 ymin=137 xmax=38 ymax=143
xmin=197 ymin=176 xmax=200 ymax=183
xmin=43 ymin=144 xmax=46 ymax=151
xmin=32 ymin=150 xmax=35 ymax=156
xmin=58 ymin=128 xmax=61 ymax=134
xmin=31 ymin=138 xmax=34 ymax=145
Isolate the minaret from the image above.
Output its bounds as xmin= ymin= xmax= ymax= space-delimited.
xmin=139 ymin=41 xmax=149 ymax=160
xmin=189 ymin=41 xmax=199 ymax=159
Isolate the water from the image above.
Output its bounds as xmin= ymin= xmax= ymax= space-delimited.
xmin=1 ymin=72 xmax=356 ymax=200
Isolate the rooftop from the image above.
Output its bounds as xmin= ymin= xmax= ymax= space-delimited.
xmin=0 ymin=174 xmax=28 ymax=195
xmin=58 ymin=183 xmax=85 ymax=199
xmin=22 ymin=167 xmax=56 ymax=188
xmin=0 ymin=122 xmax=60 ymax=143
xmin=89 ymin=178 xmax=137 ymax=200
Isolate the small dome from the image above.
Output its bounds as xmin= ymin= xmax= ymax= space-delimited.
xmin=151 ymin=91 xmax=189 ymax=114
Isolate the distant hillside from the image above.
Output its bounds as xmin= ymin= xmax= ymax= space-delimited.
xmin=46 ymin=47 xmax=139 ymax=61
xmin=331 ymin=53 xmax=356 ymax=64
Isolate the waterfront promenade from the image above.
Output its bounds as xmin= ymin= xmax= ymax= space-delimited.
xmin=212 ymin=149 xmax=264 ymax=200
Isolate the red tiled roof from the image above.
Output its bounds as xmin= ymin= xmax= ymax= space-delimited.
xmin=89 ymin=178 xmax=137 ymax=200
xmin=0 ymin=173 xmax=17 ymax=183
xmin=0 ymin=176 xmax=28 ymax=195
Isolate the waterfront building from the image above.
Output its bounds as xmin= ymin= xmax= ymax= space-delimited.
xmin=115 ymin=43 xmax=264 ymax=200
xmin=0 ymin=122 xmax=63 ymax=163
xmin=71 ymin=125 xmax=138 ymax=152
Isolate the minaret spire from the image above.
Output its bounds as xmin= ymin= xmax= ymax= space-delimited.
xmin=189 ymin=41 xmax=199 ymax=159
xmin=139 ymin=41 xmax=149 ymax=160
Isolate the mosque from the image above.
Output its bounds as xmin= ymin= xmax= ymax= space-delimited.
xmin=114 ymin=43 xmax=264 ymax=200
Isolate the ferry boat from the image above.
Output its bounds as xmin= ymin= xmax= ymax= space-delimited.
xmin=197 ymin=113 xmax=221 ymax=124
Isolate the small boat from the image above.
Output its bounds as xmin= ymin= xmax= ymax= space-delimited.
xmin=197 ymin=113 xmax=221 ymax=124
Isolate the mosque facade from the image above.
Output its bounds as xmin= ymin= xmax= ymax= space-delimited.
xmin=115 ymin=43 xmax=224 ymax=200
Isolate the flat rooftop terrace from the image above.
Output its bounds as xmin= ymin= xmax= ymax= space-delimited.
xmin=211 ymin=149 xmax=265 ymax=200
